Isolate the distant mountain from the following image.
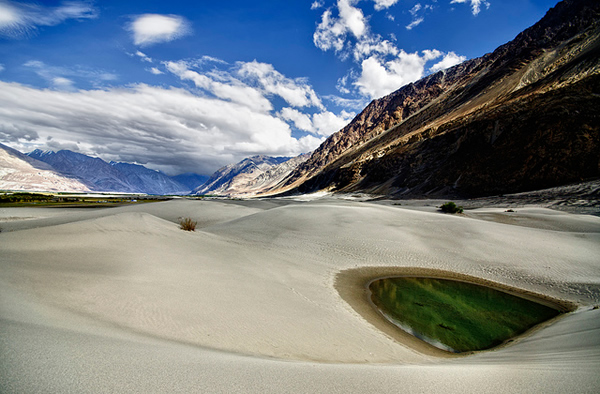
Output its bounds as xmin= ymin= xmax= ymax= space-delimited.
xmin=110 ymin=162 xmax=190 ymax=195
xmin=28 ymin=149 xmax=133 ymax=192
xmin=273 ymin=0 xmax=600 ymax=198
xmin=171 ymin=172 xmax=209 ymax=191
xmin=0 ymin=143 xmax=90 ymax=192
xmin=27 ymin=149 xmax=190 ymax=194
xmin=194 ymin=154 xmax=309 ymax=196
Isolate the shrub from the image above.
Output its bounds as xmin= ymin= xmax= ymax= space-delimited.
xmin=440 ymin=201 xmax=463 ymax=214
xmin=178 ymin=217 xmax=197 ymax=231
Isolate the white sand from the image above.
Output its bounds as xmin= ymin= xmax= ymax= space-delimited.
xmin=1 ymin=198 xmax=599 ymax=392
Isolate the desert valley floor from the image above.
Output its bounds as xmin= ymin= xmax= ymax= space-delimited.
xmin=1 ymin=197 xmax=599 ymax=393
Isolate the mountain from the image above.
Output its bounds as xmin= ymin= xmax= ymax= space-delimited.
xmin=0 ymin=143 xmax=90 ymax=192
xmin=194 ymin=154 xmax=309 ymax=196
xmin=28 ymin=149 xmax=134 ymax=192
xmin=109 ymin=162 xmax=190 ymax=195
xmin=27 ymin=149 xmax=190 ymax=194
xmin=273 ymin=0 xmax=600 ymax=198
xmin=171 ymin=172 xmax=209 ymax=191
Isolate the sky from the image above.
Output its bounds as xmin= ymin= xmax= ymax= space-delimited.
xmin=0 ymin=0 xmax=559 ymax=176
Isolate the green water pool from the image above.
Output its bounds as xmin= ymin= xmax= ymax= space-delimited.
xmin=369 ymin=277 xmax=562 ymax=353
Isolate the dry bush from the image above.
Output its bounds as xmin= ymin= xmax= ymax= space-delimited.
xmin=440 ymin=201 xmax=463 ymax=214
xmin=178 ymin=217 xmax=197 ymax=231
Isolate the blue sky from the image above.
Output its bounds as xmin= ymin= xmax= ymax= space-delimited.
xmin=0 ymin=0 xmax=559 ymax=175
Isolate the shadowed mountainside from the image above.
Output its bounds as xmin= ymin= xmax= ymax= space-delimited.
xmin=271 ymin=0 xmax=600 ymax=198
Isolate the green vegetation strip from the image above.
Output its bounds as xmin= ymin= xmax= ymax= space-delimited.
xmin=369 ymin=277 xmax=561 ymax=353
xmin=0 ymin=192 xmax=171 ymax=207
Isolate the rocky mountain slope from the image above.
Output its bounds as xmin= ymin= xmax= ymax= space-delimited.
xmin=27 ymin=149 xmax=191 ymax=194
xmin=194 ymin=154 xmax=309 ymax=196
xmin=273 ymin=0 xmax=600 ymax=198
xmin=0 ymin=143 xmax=90 ymax=192
xmin=110 ymin=162 xmax=191 ymax=195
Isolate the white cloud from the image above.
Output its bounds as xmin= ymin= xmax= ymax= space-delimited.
xmin=313 ymin=0 xmax=368 ymax=56
xmin=372 ymin=0 xmax=400 ymax=11
xmin=338 ymin=0 xmax=367 ymax=39
xmin=135 ymin=51 xmax=153 ymax=63
xmin=279 ymin=107 xmax=355 ymax=137
xmin=149 ymin=67 xmax=163 ymax=75
xmin=405 ymin=17 xmax=424 ymax=30
xmin=166 ymin=58 xmax=325 ymax=112
xmin=279 ymin=108 xmax=314 ymax=132
xmin=24 ymin=60 xmax=117 ymax=89
xmin=0 ymin=0 xmax=97 ymax=38
xmin=0 ymin=81 xmax=320 ymax=175
xmin=236 ymin=61 xmax=324 ymax=110
xmin=127 ymin=14 xmax=191 ymax=47
xmin=314 ymin=9 xmax=348 ymax=54
xmin=450 ymin=0 xmax=490 ymax=16
xmin=324 ymin=94 xmax=367 ymax=111
xmin=0 ymin=64 xmax=4 ymax=72
xmin=354 ymin=50 xmax=442 ymax=98
xmin=311 ymin=2 xmax=467 ymax=100
xmin=51 ymin=77 xmax=76 ymax=90
xmin=311 ymin=110 xmax=354 ymax=136
xmin=165 ymin=60 xmax=272 ymax=113
xmin=311 ymin=1 xmax=325 ymax=10
xmin=353 ymin=35 xmax=398 ymax=61
xmin=429 ymin=51 xmax=466 ymax=73
xmin=336 ymin=74 xmax=351 ymax=94
xmin=406 ymin=3 xmax=425 ymax=30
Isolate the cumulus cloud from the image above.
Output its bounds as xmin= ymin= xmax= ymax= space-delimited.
xmin=311 ymin=110 xmax=355 ymax=136
xmin=165 ymin=59 xmax=324 ymax=113
xmin=279 ymin=107 xmax=355 ymax=137
xmin=127 ymin=14 xmax=191 ymax=47
xmin=312 ymin=1 xmax=467 ymax=100
xmin=236 ymin=61 xmax=324 ymax=110
xmin=450 ymin=0 xmax=490 ymax=16
xmin=354 ymin=50 xmax=442 ymax=99
xmin=0 ymin=81 xmax=320 ymax=175
xmin=165 ymin=60 xmax=273 ymax=113
xmin=313 ymin=0 xmax=368 ymax=56
xmin=372 ymin=0 xmax=400 ymax=11
xmin=429 ymin=51 xmax=466 ymax=73
xmin=149 ymin=67 xmax=163 ymax=75
xmin=0 ymin=0 xmax=97 ymax=38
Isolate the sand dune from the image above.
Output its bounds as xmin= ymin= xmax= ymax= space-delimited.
xmin=1 ymin=198 xmax=599 ymax=392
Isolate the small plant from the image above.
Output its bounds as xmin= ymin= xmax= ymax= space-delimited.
xmin=440 ymin=201 xmax=463 ymax=214
xmin=178 ymin=217 xmax=197 ymax=231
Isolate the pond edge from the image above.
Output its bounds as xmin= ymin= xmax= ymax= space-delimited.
xmin=334 ymin=266 xmax=578 ymax=358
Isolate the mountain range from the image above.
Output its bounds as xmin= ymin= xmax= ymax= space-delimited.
xmin=193 ymin=154 xmax=309 ymax=197
xmin=1 ymin=0 xmax=598 ymax=199
xmin=0 ymin=143 xmax=91 ymax=192
xmin=267 ymin=0 xmax=600 ymax=198
xmin=0 ymin=144 xmax=307 ymax=196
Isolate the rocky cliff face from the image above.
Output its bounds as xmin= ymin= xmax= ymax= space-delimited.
xmin=276 ymin=0 xmax=600 ymax=198
xmin=195 ymin=154 xmax=309 ymax=196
